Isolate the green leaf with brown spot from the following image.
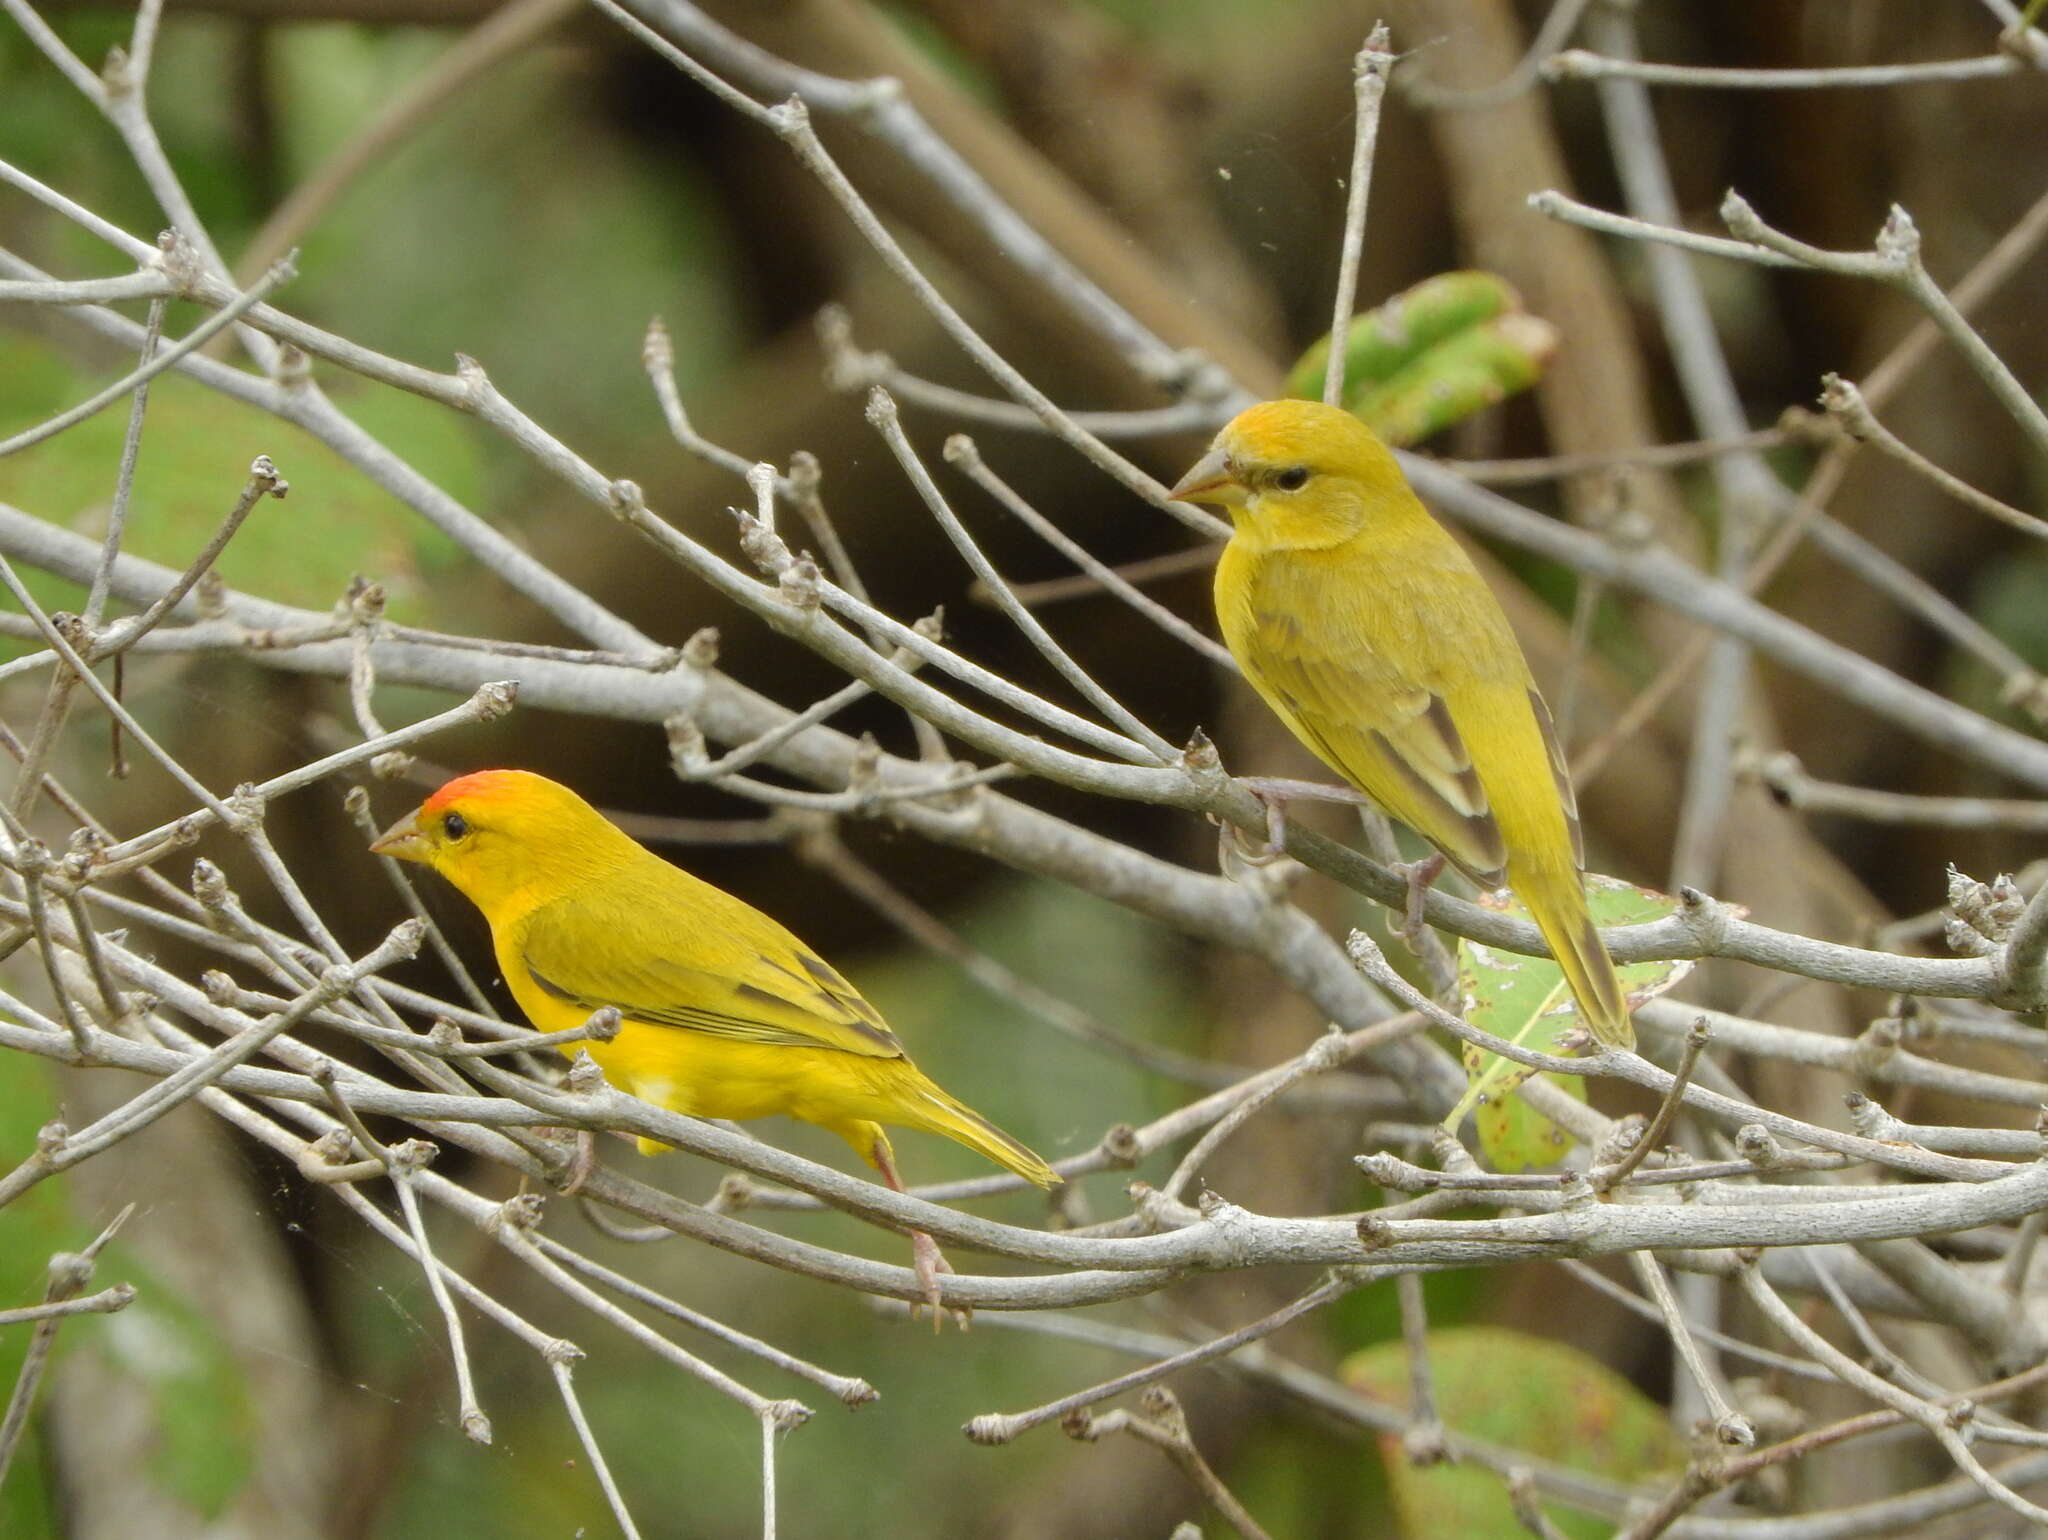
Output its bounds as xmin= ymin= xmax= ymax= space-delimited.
xmin=1343 ymin=1325 xmax=1685 ymax=1538
xmin=1447 ymin=876 xmax=1695 ymax=1172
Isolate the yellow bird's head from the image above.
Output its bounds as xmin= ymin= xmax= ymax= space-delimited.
xmin=370 ymin=768 xmax=631 ymax=910
xmin=1170 ymin=399 xmax=1408 ymax=550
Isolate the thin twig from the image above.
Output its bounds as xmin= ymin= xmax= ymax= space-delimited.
xmin=1065 ymin=1387 xmax=1274 ymax=1540
xmin=1628 ymin=1249 xmax=1752 ymax=1446
xmin=1594 ymin=1018 xmax=1709 ymax=1191
xmin=550 ymin=1351 xmax=644 ymax=1540
xmin=0 ymin=254 xmax=295 ymax=459
xmin=1547 ymin=50 xmax=2024 ymax=89
xmin=965 ymin=1276 xmax=1353 ymax=1445
xmin=1394 ymin=1271 xmax=1446 ymax=1463
xmin=1324 ymin=24 xmax=1395 ymax=406
xmin=867 ymin=388 xmax=1177 ymax=760
xmin=1749 ymin=750 xmax=2048 ymax=830
xmin=81 ymin=292 xmax=165 ymax=628
xmin=1821 ymin=372 xmax=2048 ymax=543
xmin=1740 ymin=1262 xmax=2048 ymax=1528
xmin=233 ymin=0 xmax=579 ymax=283
xmin=945 ymin=435 xmax=1235 ymax=666
xmin=1404 ymin=0 xmax=1596 ymax=109
xmin=0 ymin=1204 xmax=134 ymax=1490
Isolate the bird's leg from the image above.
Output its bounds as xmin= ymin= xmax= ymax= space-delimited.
xmin=870 ymin=1143 xmax=964 ymax=1331
xmin=1232 ymin=776 xmax=1373 ymax=861
xmin=547 ymin=1127 xmax=599 ymax=1196
xmin=546 ymin=1127 xmax=637 ymax=1196
xmin=1391 ymin=852 xmax=1448 ymax=951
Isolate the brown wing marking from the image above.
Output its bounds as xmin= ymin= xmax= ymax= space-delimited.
xmin=748 ymin=951 xmax=896 ymax=1044
xmin=1241 ymin=636 xmax=1508 ymax=885
xmin=523 ymin=952 xmax=900 ymax=1057
xmin=1368 ymin=713 xmax=1508 ymax=888
xmin=1422 ymin=696 xmax=1491 ymax=823
xmin=1527 ymin=688 xmax=1584 ymax=869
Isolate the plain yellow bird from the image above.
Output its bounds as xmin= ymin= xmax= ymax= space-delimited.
xmin=371 ymin=769 xmax=1060 ymax=1309
xmin=1172 ymin=399 xmax=1631 ymax=1048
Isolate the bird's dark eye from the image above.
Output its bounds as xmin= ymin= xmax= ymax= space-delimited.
xmin=1274 ymin=466 xmax=1311 ymax=491
xmin=442 ymin=812 xmax=470 ymax=841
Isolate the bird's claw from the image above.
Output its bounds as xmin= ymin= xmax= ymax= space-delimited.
xmin=1218 ymin=816 xmax=1286 ymax=869
xmin=1392 ymin=852 xmax=1448 ymax=952
xmin=909 ymin=1229 xmax=969 ymax=1332
xmin=1212 ymin=782 xmax=1292 ymax=872
xmin=1229 ymin=776 xmax=1374 ymax=866
xmin=549 ymin=1126 xmax=600 ymax=1196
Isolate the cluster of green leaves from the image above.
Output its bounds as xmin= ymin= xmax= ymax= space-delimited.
xmin=1286 ymin=272 xmax=1559 ymax=448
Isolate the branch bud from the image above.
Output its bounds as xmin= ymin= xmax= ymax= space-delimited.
xmin=469 ymin=680 xmax=519 ymax=721
xmin=1715 ymin=1412 xmax=1757 ymax=1448
xmin=388 ymin=1138 xmax=439 ymax=1176
xmin=606 ymin=478 xmax=646 ymax=522
xmin=194 ymin=568 xmax=229 ymax=619
xmin=453 ymin=352 xmax=490 ymax=408
xmin=1734 ymin=1124 xmax=1781 ymax=1166
xmin=641 ymin=315 xmax=673 ymax=375
xmin=495 ymin=1193 xmax=545 ymax=1232
xmin=565 ymin=1049 xmax=608 ymax=1095
xmin=190 ymin=858 xmax=229 ymax=910
xmin=681 ymin=627 xmax=720 ymax=670
xmin=1098 ymin=1123 xmax=1142 ymax=1167
xmin=665 ymin=712 xmax=708 ymax=776
xmin=779 ymin=552 xmax=822 ymax=611
xmin=1355 ymin=1212 xmax=1394 ymax=1250
xmin=1876 ymin=205 xmax=1921 ymax=267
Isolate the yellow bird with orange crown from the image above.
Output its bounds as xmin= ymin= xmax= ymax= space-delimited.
xmin=372 ymin=769 xmax=1059 ymax=1312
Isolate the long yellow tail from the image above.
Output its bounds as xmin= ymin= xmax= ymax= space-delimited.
xmin=1510 ymin=857 xmax=1633 ymax=1049
xmin=901 ymin=1070 xmax=1062 ymax=1188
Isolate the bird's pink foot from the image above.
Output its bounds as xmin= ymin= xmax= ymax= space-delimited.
xmin=910 ymin=1229 xmax=966 ymax=1332
xmin=547 ymin=1126 xmax=630 ymax=1195
xmin=870 ymin=1140 xmax=970 ymax=1331
xmin=555 ymin=1127 xmax=598 ymax=1195
xmin=1392 ymin=852 xmax=1448 ymax=951
xmin=1231 ymin=776 xmax=1371 ymax=863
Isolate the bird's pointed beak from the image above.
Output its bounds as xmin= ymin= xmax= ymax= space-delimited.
xmin=1168 ymin=446 xmax=1244 ymax=507
xmin=369 ymin=808 xmax=430 ymax=864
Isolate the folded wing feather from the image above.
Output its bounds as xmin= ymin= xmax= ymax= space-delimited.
xmin=519 ymin=901 xmax=903 ymax=1059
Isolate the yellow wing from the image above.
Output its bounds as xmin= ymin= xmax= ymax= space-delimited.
xmin=516 ymin=884 xmax=903 ymax=1060
xmin=1217 ymin=534 xmax=1580 ymax=884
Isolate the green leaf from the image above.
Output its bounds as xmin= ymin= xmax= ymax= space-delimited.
xmin=1349 ymin=313 xmax=1558 ymax=449
xmin=1284 ymin=273 xmax=1556 ymax=445
xmin=1446 ymin=876 xmax=1695 ymax=1172
xmin=1287 ymin=272 xmax=1521 ymax=401
xmin=1343 ymin=1325 xmax=1685 ymax=1539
